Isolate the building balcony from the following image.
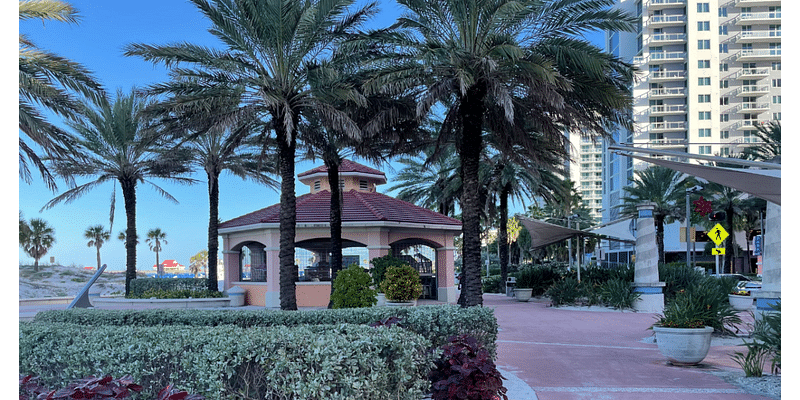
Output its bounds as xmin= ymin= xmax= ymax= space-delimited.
xmin=649 ymin=88 xmax=686 ymax=97
xmin=645 ymin=0 xmax=687 ymax=9
xmin=649 ymin=122 xmax=686 ymax=132
xmin=733 ymin=68 xmax=770 ymax=80
xmin=649 ymin=52 xmax=687 ymax=62
xmin=733 ymin=120 xmax=769 ymax=130
xmin=737 ymin=49 xmax=781 ymax=61
xmin=735 ymin=12 xmax=781 ymax=25
xmin=650 ymin=70 xmax=687 ymax=81
xmin=735 ymin=31 xmax=781 ymax=43
xmin=648 ymin=33 xmax=687 ymax=45
xmin=736 ymin=102 xmax=771 ymax=113
xmin=734 ymin=85 xmax=770 ymax=96
xmin=649 ymin=139 xmax=688 ymax=148
xmin=646 ymin=15 xmax=686 ymax=27
xmin=649 ymin=104 xmax=687 ymax=115
xmin=734 ymin=0 xmax=782 ymax=6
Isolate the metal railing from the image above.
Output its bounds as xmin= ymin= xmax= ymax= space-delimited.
xmin=651 ymin=70 xmax=686 ymax=79
xmin=649 ymin=104 xmax=686 ymax=114
xmin=649 ymin=51 xmax=687 ymax=61
xmin=649 ymin=122 xmax=686 ymax=131
xmin=738 ymin=49 xmax=782 ymax=59
xmin=649 ymin=88 xmax=686 ymax=96
xmin=736 ymin=12 xmax=781 ymax=23
xmin=733 ymin=68 xmax=770 ymax=79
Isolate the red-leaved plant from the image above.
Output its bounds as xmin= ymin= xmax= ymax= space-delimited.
xmin=428 ymin=335 xmax=508 ymax=400
xmin=19 ymin=375 xmax=204 ymax=400
xmin=369 ymin=316 xmax=404 ymax=328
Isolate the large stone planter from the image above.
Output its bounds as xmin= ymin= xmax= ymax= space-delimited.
xmin=386 ymin=299 xmax=416 ymax=307
xmin=514 ymin=288 xmax=533 ymax=302
xmin=729 ymin=294 xmax=753 ymax=311
xmin=653 ymin=326 xmax=714 ymax=366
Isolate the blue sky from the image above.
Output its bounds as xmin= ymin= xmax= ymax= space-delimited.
xmin=17 ymin=0 xmax=607 ymax=272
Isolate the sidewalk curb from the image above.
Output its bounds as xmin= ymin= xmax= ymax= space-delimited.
xmin=498 ymin=366 xmax=538 ymax=399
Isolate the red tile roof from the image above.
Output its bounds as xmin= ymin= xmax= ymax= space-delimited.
xmin=297 ymin=159 xmax=386 ymax=179
xmin=220 ymin=190 xmax=461 ymax=229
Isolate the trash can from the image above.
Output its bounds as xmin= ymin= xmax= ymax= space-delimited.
xmin=506 ymin=277 xmax=516 ymax=297
xmin=227 ymin=286 xmax=246 ymax=307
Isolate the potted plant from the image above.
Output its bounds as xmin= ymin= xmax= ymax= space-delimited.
xmin=728 ymin=289 xmax=753 ymax=311
xmin=380 ymin=265 xmax=422 ymax=306
xmin=652 ymin=280 xmax=740 ymax=366
xmin=369 ymin=255 xmax=407 ymax=306
xmin=512 ymin=267 xmax=535 ymax=302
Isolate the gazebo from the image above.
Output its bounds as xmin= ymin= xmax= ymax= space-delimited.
xmin=218 ymin=160 xmax=462 ymax=307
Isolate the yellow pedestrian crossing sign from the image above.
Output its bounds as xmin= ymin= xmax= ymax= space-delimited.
xmin=712 ymin=248 xmax=725 ymax=255
xmin=709 ymin=223 xmax=728 ymax=246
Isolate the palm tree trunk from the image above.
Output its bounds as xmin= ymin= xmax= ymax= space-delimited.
xmin=207 ymin=171 xmax=220 ymax=292
xmin=655 ymin=215 xmax=666 ymax=264
xmin=458 ymin=83 xmax=487 ymax=307
xmin=96 ymin=245 xmax=101 ymax=271
xmin=725 ymin=206 xmax=734 ymax=273
xmin=327 ymin=159 xmax=343 ymax=309
xmin=277 ymin=120 xmax=298 ymax=311
xmin=34 ymin=257 xmax=40 ymax=273
xmin=499 ymin=184 xmax=510 ymax=292
xmin=121 ymin=178 xmax=137 ymax=296
xmin=156 ymin=247 xmax=161 ymax=276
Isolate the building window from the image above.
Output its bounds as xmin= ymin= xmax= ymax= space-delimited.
xmin=720 ymin=80 xmax=729 ymax=89
xmin=719 ymin=44 xmax=728 ymax=53
xmin=771 ymin=62 xmax=781 ymax=70
xmin=720 ymin=147 xmax=730 ymax=156
xmin=720 ymin=114 xmax=729 ymax=122
xmin=719 ymin=63 xmax=728 ymax=72
xmin=772 ymin=79 xmax=781 ymax=88
xmin=698 ymin=40 xmax=710 ymax=50
xmin=698 ymin=77 xmax=711 ymax=86
xmin=697 ymin=3 xmax=709 ymax=12
xmin=720 ymin=97 xmax=729 ymax=106
xmin=339 ymin=179 xmax=345 ymax=190
xmin=719 ymin=25 xmax=728 ymax=35
xmin=314 ymin=181 xmax=321 ymax=190
xmin=718 ymin=7 xmax=727 ymax=17
xmin=698 ymin=60 xmax=711 ymax=69
xmin=773 ymin=112 xmax=781 ymax=121
xmin=698 ymin=94 xmax=711 ymax=103
xmin=699 ymin=111 xmax=711 ymax=120
xmin=699 ymin=146 xmax=711 ymax=155
xmin=698 ymin=128 xmax=711 ymax=137
xmin=772 ymin=95 xmax=781 ymax=104
xmin=720 ymin=131 xmax=729 ymax=139
xmin=359 ymin=180 xmax=368 ymax=191
xmin=698 ymin=21 xmax=710 ymax=31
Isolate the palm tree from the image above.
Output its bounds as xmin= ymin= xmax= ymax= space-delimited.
xmin=21 ymin=218 xmax=56 ymax=272
xmin=146 ymin=228 xmax=168 ymax=276
xmin=84 ymin=225 xmax=110 ymax=271
xmin=20 ymin=212 xmax=32 ymax=246
xmin=618 ymin=166 xmax=687 ymax=263
xmin=42 ymin=89 xmax=194 ymax=295
xmin=370 ymin=0 xmax=634 ymax=306
xmin=19 ymin=0 xmax=104 ymax=190
xmin=740 ymin=121 xmax=780 ymax=162
xmin=190 ymin=250 xmax=209 ymax=278
xmin=125 ymin=0 xmax=379 ymax=310
xmin=390 ymin=143 xmax=462 ymax=217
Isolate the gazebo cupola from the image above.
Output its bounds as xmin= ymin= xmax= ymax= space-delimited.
xmin=298 ymin=159 xmax=387 ymax=194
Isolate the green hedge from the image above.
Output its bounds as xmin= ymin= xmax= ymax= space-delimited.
xmin=33 ymin=305 xmax=498 ymax=356
xmin=128 ymin=278 xmax=210 ymax=298
xmin=20 ymin=322 xmax=433 ymax=400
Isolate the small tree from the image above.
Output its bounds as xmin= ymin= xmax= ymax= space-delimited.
xmin=146 ymin=228 xmax=167 ymax=276
xmin=380 ymin=265 xmax=422 ymax=302
xmin=21 ymin=218 xmax=56 ymax=272
xmin=330 ymin=264 xmax=377 ymax=309
xmin=190 ymin=250 xmax=209 ymax=278
xmin=84 ymin=225 xmax=110 ymax=270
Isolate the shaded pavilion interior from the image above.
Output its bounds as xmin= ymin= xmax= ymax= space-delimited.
xmin=218 ymin=160 xmax=462 ymax=307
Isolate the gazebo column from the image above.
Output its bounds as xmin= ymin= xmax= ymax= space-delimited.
xmin=754 ymin=202 xmax=780 ymax=320
xmin=436 ymin=244 xmax=457 ymax=303
xmin=264 ymin=246 xmax=280 ymax=308
xmin=221 ymin=250 xmax=239 ymax=291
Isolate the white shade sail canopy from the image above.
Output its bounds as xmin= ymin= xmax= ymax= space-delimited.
xmin=518 ymin=216 xmax=636 ymax=250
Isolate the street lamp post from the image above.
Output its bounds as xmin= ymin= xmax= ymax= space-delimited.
xmin=686 ymin=185 xmax=703 ymax=268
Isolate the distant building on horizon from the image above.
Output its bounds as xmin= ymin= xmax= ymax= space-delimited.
xmin=151 ymin=259 xmax=187 ymax=274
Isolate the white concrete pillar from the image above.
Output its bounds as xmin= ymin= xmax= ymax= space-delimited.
xmin=755 ymin=202 xmax=780 ymax=318
xmin=632 ymin=202 xmax=665 ymax=313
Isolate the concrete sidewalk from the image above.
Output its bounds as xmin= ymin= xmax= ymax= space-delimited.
xmin=483 ymin=293 xmax=778 ymax=400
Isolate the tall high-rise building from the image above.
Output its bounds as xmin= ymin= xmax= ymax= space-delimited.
xmin=566 ymin=131 xmax=604 ymax=223
xmin=600 ymin=0 xmax=780 ymax=262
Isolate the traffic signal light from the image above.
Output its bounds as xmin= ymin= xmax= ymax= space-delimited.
xmin=708 ymin=211 xmax=726 ymax=221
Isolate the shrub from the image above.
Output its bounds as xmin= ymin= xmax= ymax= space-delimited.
xmin=733 ymin=303 xmax=781 ymax=376
xmin=514 ymin=266 xmax=560 ymax=296
xmin=330 ymin=264 xmax=377 ymax=308
xmin=655 ymin=279 xmax=742 ymax=333
xmin=128 ymin=278 xmax=210 ymax=298
xmin=19 ymin=374 xmax=148 ymax=400
xmin=127 ymin=288 xmax=224 ymax=299
xmin=34 ymin=305 xmax=499 ymax=357
xmin=481 ymin=275 xmax=504 ymax=293
xmin=546 ymin=277 xmax=582 ymax=306
xmin=428 ymin=335 xmax=508 ymax=400
xmin=599 ymin=279 xmax=640 ymax=310
xmin=659 ymin=263 xmax=706 ymax=302
xmin=381 ymin=265 xmax=422 ymax=302
xmin=369 ymin=255 xmax=408 ymax=290
xmin=20 ymin=323 xmax=433 ymax=400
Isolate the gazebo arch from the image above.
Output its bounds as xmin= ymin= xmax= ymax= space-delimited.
xmin=219 ymin=160 xmax=462 ymax=307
